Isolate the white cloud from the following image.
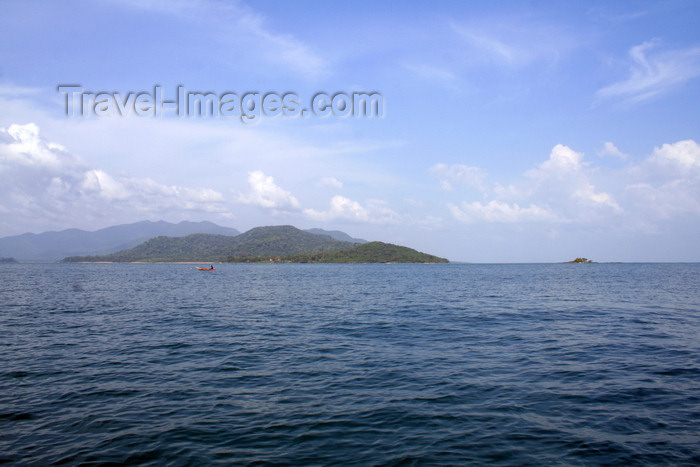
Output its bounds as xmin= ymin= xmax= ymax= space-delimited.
xmin=598 ymin=40 xmax=700 ymax=104
xmin=651 ymin=139 xmax=700 ymax=169
xmin=0 ymin=123 xmax=227 ymax=234
xmin=317 ymin=176 xmax=343 ymax=189
xmin=624 ymin=180 xmax=700 ymax=221
xmin=598 ymin=142 xmax=629 ymax=160
xmin=304 ymin=195 xmax=399 ymax=224
xmin=439 ymin=140 xmax=700 ymax=235
xmin=574 ymin=183 xmax=622 ymax=211
xmin=492 ymin=183 xmax=522 ymax=199
xmin=530 ymin=144 xmax=586 ymax=176
xmin=524 ymin=145 xmax=620 ymax=215
xmin=237 ymin=170 xmax=300 ymax=210
xmin=448 ymin=200 xmax=555 ymax=224
xmin=82 ymin=169 xmax=131 ymax=201
xmin=2 ymin=123 xmax=70 ymax=169
xmin=305 ymin=196 xmax=368 ymax=221
xmin=623 ymin=140 xmax=700 ymax=219
xmin=430 ymin=163 xmax=488 ymax=192
xmin=444 ymin=144 xmax=626 ymax=226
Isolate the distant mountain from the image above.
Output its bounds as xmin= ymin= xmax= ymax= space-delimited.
xmin=304 ymin=228 xmax=367 ymax=244
xmin=63 ymin=225 xmax=356 ymax=262
xmin=64 ymin=233 xmax=242 ymax=263
xmin=0 ymin=220 xmax=240 ymax=261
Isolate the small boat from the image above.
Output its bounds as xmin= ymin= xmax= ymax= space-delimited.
xmin=196 ymin=266 xmax=215 ymax=271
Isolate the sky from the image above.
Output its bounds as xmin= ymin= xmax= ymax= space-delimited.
xmin=1 ymin=0 xmax=699 ymax=262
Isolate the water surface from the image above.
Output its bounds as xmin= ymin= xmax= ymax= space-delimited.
xmin=1 ymin=263 xmax=699 ymax=464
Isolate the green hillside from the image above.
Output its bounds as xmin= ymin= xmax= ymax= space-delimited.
xmin=227 ymin=241 xmax=449 ymax=263
xmin=230 ymin=225 xmax=355 ymax=256
xmin=63 ymin=226 xmax=355 ymax=262
xmin=62 ymin=233 xmax=239 ymax=262
xmin=62 ymin=226 xmax=448 ymax=263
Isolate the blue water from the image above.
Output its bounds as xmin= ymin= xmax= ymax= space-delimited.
xmin=1 ymin=263 xmax=699 ymax=465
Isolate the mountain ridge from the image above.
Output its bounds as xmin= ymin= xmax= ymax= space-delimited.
xmin=0 ymin=221 xmax=240 ymax=261
xmin=303 ymin=228 xmax=367 ymax=244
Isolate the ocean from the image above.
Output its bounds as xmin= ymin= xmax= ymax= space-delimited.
xmin=1 ymin=263 xmax=699 ymax=465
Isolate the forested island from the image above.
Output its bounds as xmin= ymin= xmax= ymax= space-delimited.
xmin=227 ymin=241 xmax=448 ymax=263
xmin=62 ymin=226 xmax=448 ymax=264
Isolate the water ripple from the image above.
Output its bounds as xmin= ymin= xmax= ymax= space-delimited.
xmin=1 ymin=263 xmax=699 ymax=465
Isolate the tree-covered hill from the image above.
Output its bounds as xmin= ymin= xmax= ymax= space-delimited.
xmin=63 ymin=226 xmax=357 ymax=262
xmin=62 ymin=226 xmax=449 ymax=263
xmin=63 ymin=233 xmax=239 ymax=262
xmin=227 ymin=241 xmax=449 ymax=263
xmin=230 ymin=225 xmax=355 ymax=257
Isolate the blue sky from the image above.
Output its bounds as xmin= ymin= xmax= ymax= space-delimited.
xmin=1 ymin=0 xmax=699 ymax=262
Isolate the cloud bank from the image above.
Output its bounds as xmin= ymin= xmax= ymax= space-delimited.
xmin=1 ymin=122 xmax=698 ymax=261
xmin=432 ymin=140 xmax=700 ymax=229
xmin=0 ymin=123 xmax=227 ymax=233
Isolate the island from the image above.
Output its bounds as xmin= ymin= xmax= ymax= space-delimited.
xmin=0 ymin=257 xmax=18 ymax=263
xmin=62 ymin=225 xmax=449 ymax=264
xmin=226 ymin=241 xmax=448 ymax=263
xmin=567 ymin=257 xmax=593 ymax=263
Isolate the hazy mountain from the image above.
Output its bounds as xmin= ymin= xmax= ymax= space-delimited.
xmin=63 ymin=233 xmax=242 ymax=262
xmin=63 ymin=225 xmax=356 ymax=262
xmin=304 ymin=228 xmax=367 ymax=244
xmin=0 ymin=220 xmax=240 ymax=261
